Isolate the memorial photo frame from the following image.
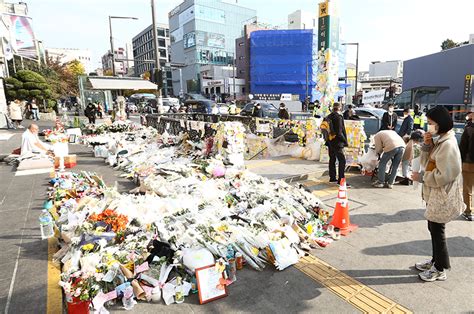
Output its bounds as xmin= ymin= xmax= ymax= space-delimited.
xmin=195 ymin=264 xmax=227 ymax=304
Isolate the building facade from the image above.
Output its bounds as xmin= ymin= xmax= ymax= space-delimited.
xmin=403 ymin=43 xmax=474 ymax=106
xmin=168 ymin=0 xmax=256 ymax=95
xmin=132 ymin=23 xmax=172 ymax=96
xmin=288 ymin=10 xmax=317 ymax=30
xmin=369 ymin=60 xmax=403 ymax=79
xmin=101 ymin=47 xmax=131 ymax=76
xmin=47 ymin=48 xmax=93 ymax=73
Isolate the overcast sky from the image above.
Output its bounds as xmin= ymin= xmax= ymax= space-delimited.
xmin=27 ymin=0 xmax=474 ymax=71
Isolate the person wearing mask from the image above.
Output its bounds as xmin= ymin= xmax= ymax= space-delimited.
xmin=252 ymin=103 xmax=264 ymax=118
xmin=460 ymin=110 xmax=474 ymax=221
xmin=412 ymin=106 xmax=464 ymax=282
xmin=85 ymin=102 xmax=97 ymax=124
xmin=413 ymin=104 xmax=426 ymax=130
xmin=8 ymin=99 xmax=23 ymax=128
xmin=400 ymin=130 xmax=424 ymax=185
xmin=398 ymin=108 xmax=414 ymax=138
xmin=326 ymin=103 xmax=349 ymax=185
xmin=278 ymin=103 xmax=290 ymax=120
xmin=30 ymin=99 xmax=40 ymax=121
xmin=380 ymin=104 xmax=398 ymax=131
xmin=372 ymin=130 xmax=406 ymax=189
xmin=21 ymin=123 xmax=52 ymax=156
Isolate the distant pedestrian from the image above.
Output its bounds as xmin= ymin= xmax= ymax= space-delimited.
xmin=460 ymin=110 xmax=474 ymax=221
xmin=252 ymin=103 xmax=264 ymax=118
xmin=380 ymin=104 xmax=398 ymax=131
xmin=30 ymin=99 xmax=40 ymax=121
xmin=343 ymin=105 xmax=360 ymax=120
xmin=412 ymin=106 xmax=464 ymax=282
xmin=413 ymin=104 xmax=426 ymax=130
xmin=326 ymin=103 xmax=348 ymax=185
xmin=8 ymin=99 xmax=23 ymax=128
xmin=84 ymin=102 xmax=97 ymax=124
xmin=398 ymin=108 xmax=414 ymax=138
xmin=97 ymin=103 xmax=104 ymax=119
xmin=278 ymin=103 xmax=290 ymax=120
xmin=372 ymin=130 xmax=406 ymax=189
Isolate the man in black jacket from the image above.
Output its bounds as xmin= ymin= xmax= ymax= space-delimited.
xmin=327 ymin=103 xmax=348 ymax=185
xmin=84 ymin=103 xmax=97 ymax=124
xmin=460 ymin=110 xmax=474 ymax=221
xmin=252 ymin=103 xmax=264 ymax=118
xmin=398 ymin=108 xmax=414 ymax=137
xmin=380 ymin=104 xmax=398 ymax=131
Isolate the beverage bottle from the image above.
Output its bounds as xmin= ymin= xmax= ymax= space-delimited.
xmin=174 ymin=276 xmax=185 ymax=304
xmin=39 ymin=210 xmax=54 ymax=239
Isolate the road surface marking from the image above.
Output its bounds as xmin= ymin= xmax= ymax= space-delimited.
xmin=47 ymin=237 xmax=62 ymax=314
xmin=295 ymin=255 xmax=412 ymax=313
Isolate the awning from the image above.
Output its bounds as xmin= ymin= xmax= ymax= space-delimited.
xmin=87 ymin=77 xmax=158 ymax=90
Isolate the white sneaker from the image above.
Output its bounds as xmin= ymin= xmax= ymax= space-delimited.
xmin=419 ymin=265 xmax=447 ymax=282
xmin=372 ymin=181 xmax=384 ymax=188
xmin=415 ymin=260 xmax=433 ymax=271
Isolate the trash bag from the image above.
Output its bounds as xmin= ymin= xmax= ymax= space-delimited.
xmin=359 ymin=148 xmax=378 ymax=172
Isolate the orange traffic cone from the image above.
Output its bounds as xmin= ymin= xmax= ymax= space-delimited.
xmin=329 ymin=178 xmax=358 ymax=236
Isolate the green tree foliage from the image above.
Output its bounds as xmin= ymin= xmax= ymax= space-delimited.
xmin=5 ymin=70 xmax=52 ymax=101
xmin=441 ymin=38 xmax=469 ymax=50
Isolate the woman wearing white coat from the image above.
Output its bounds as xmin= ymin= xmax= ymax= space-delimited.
xmin=412 ymin=106 xmax=464 ymax=282
xmin=8 ymin=99 xmax=24 ymax=128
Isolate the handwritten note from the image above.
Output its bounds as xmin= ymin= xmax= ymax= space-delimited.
xmin=134 ymin=262 xmax=149 ymax=275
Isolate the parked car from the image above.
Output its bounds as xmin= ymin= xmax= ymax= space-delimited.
xmin=239 ymin=102 xmax=279 ymax=118
xmin=185 ymin=99 xmax=213 ymax=114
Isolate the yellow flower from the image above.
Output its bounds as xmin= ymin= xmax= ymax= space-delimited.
xmin=82 ymin=243 xmax=94 ymax=251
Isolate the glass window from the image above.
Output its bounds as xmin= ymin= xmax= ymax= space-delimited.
xmin=158 ymin=29 xmax=165 ymax=37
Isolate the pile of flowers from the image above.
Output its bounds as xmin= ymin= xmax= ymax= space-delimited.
xmin=44 ymin=129 xmax=69 ymax=144
xmin=89 ymin=209 xmax=129 ymax=233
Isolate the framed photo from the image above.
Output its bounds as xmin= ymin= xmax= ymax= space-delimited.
xmin=68 ymin=134 xmax=76 ymax=143
xmin=195 ymin=264 xmax=227 ymax=304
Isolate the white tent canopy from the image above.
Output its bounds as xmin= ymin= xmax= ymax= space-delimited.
xmin=87 ymin=77 xmax=158 ymax=90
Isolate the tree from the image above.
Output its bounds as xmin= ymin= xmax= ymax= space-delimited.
xmin=5 ymin=70 xmax=52 ymax=101
xmin=67 ymin=59 xmax=85 ymax=77
xmin=441 ymin=39 xmax=457 ymax=50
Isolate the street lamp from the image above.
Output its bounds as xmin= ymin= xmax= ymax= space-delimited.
xmin=109 ymin=16 xmax=138 ymax=77
xmin=342 ymin=42 xmax=359 ymax=104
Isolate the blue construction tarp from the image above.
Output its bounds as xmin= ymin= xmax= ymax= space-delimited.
xmin=250 ymin=29 xmax=318 ymax=102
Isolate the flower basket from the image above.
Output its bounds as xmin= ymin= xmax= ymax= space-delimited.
xmin=67 ymin=297 xmax=90 ymax=314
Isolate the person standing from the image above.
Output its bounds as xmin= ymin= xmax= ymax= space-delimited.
xmin=460 ymin=110 xmax=474 ymax=221
xmin=380 ymin=104 xmax=398 ymax=131
xmin=97 ymin=102 xmax=104 ymax=119
xmin=412 ymin=106 xmax=464 ymax=282
xmin=413 ymin=104 xmax=426 ymax=130
xmin=398 ymin=108 xmax=414 ymax=137
xmin=252 ymin=103 xmax=264 ymax=118
xmin=326 ymin=103 xmax=348 ymax=185
xmin=84 ymin=102 xmax=97 ymax=124
xmin=30 ymin=99 xmax=40 ymax=121
xmin=8 ymin=99 xmax=23 ymax=128
xmin=372 ymin=130 xmax=406 ymax=189
xmin=278 ymin=103 xmax=290 ymax=120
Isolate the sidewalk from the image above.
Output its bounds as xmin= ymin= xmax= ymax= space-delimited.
xmin=0 ymin=119 xmax=472 ymax=313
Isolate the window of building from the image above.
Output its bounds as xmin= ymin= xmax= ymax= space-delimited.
xmin=158 ymin=29 xmax=165 ymax=37
xmin=239 ymin=56 xmax=244 ymax=60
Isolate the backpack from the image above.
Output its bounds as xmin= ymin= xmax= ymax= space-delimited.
xmin=320 ymin=116 xmax=336 ymax=142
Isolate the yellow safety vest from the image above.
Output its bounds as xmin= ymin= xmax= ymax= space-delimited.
xmin=413 ymin=113 xmax=426 ymax=128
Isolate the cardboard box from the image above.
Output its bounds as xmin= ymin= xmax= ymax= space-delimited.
xmin=55 ymin=155 xmax=77 ymax=169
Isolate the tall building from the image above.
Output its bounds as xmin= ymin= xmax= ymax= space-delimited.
xmin=101 ymin=47 xmax=132 ymax=76
xmin=132 ymin=23 xmax=172 ymax=96
xmin=288 ymin=10 xmax=317 ymax=30
xmin=235 ymin=22 xmax=271 ymax=96
xmin=46 ymin=48 xmax=93 ymax=73
xmin=168 ymin=0 xmax=256 ymax=95
xmin=360 ymin=60 xmax=403 ymax=99
xmin=369 ymin=60 xmax=403 ymax=79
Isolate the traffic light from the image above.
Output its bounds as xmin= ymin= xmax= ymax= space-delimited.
xmin=151 ymin=69 xmax=163 ymax=89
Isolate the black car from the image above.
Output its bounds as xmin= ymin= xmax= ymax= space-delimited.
xmin=240 ymin=103 xmax=279 ymax=118
xmin=185 ymin=99 xmax=213 ymax=114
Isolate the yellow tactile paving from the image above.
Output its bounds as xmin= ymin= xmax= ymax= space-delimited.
xmin=47 ymin=237 xmax=62 ymax=314
xmin=296 ymin=255 xmax=412 ymax=314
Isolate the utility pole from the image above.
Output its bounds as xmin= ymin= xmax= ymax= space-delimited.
xmin=151 ymin=0 xmax=163 ymax=106
xmin=108 ymin=16 xmax=115 ymax=77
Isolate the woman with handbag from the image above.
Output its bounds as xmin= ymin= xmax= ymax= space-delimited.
xmin=412 ymin=106 xmax=464 ymax=282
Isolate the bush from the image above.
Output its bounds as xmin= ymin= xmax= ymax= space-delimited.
xmin=17 ymin=89 xmax=29 ymax=98
xmin=15 ymin=70 xmax=46 ymax=83
xmin=6 ymin=89 xmax=17 ymax=98
xmin=5 ymin=77 xmax=23 ymax=89
xmin=29 ymin=89 xmax=42 ymax=97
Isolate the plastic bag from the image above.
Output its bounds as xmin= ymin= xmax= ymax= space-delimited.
xmin=269 ymin=238 xmax=299 ymax=271
xmin=359 ymin=148 xmax=378 ymax=172
xmin=182 ymin=248 xmax=215 ymax=272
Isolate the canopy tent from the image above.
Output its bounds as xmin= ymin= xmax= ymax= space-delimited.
xmin=87 ymin=77 xmax=158 ymax=91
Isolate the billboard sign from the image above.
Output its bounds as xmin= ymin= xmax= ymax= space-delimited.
xmin=463 ymin=74 xmax=472 ymax=105
xmin=7 ymin=14 xmax=37 ymax=58
xmin=362 ymin=89 xmax=386 ymax=104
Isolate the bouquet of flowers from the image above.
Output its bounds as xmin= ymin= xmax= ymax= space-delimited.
xmin=89 ymin=209 xmax=129 ymax=233
xmin=60 ymin=271 xmax=101 ymax=302
xmin=45 ymin=130 xmax=69 ymax=144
